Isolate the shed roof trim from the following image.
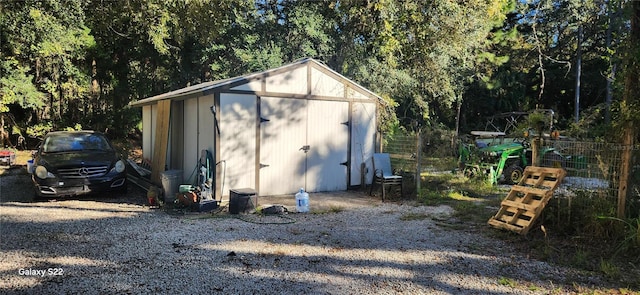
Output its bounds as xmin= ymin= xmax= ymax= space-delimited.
xmin=129 ymin=58 xmax=381 ymax=107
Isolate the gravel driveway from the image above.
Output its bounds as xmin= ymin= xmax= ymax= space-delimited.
xmin=0 ymin=167 xmax=605 ymax=294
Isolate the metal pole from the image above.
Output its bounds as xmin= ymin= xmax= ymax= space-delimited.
xmin=575 ymin=25 xmax=583 ymax=123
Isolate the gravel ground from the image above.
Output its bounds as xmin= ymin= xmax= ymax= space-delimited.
xmin=0 ymin=167 xmax=608 ymax=294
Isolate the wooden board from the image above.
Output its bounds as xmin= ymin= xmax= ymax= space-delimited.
xmin=488 ymin=166 xmax=566 ymax=235
xmin=150 ymin=99 xmax=171 ymax=185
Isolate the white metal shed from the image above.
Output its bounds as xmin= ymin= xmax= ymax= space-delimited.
xmin=130 ymin=58 xmax=379 ymax=197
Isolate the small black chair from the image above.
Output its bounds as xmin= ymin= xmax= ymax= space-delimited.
xmin=369 ymin=153 xmax=403 ymax=201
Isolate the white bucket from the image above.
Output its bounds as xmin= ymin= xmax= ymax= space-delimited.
xmin=27 ymin=159 xmax=34 ymax=174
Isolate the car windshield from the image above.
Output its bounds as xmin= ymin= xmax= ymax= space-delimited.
xmin=42 ymin=133 xmax=113 ymax=153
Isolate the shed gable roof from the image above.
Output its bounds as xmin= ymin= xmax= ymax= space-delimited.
xmin=129 ymin=58 xmax=380 ymax=107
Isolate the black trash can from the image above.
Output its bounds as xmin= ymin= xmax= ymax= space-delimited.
xmin=229 ymin=188 xmax=257 ymax=214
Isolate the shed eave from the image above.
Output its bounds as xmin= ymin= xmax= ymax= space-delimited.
xmin=128 ymin=77 xmax=235 ymax=107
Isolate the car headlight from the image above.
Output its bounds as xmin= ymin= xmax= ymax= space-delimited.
xmin=115 ymin=160 xmax=125 ymax=173
xmin=489 ymin=152 xmax=498 ymax=157
xmin=35 ymin=166 xmax=49 ymax=179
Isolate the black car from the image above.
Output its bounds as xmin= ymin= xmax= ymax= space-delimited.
xmin=31 ymin=131 xmax=127 ymax=197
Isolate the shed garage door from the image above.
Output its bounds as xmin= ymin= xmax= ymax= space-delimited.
xmin=259 ymin=97 xmax=348 ymax=196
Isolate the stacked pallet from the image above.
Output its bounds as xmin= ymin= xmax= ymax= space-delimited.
xmin=488 ymin=166 xmax=566 ymax=235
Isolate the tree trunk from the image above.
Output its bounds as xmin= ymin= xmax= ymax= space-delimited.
xmin=0 ymin=114 xmax=7 ymax=148
xmin=617 ymin=1 xmax=640 ymax=218
xmin=454 ymin=96 xmax=462 ymax=152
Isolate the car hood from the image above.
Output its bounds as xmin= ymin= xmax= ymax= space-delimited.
xmin=38 ymin=152 xmax=118 ymax=169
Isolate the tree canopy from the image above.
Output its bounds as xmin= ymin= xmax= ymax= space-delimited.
xmin=0 ymin=0 xmax=636 ymax=147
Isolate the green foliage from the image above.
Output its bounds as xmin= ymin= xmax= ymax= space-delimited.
xmin=542 ymin=189 xmax=640 ymax=264
xmin=0 ymin=0 xmax=636 ymax=149
xmin=526 ymin=110 xmax=551 ymax=135
xmin=599 ymin=258 xmax=621 ymax=279
xmin=1 ymin=0 xmax=95 ymax=140
xmin=462 ymin=0 xmax=630 ymax=133
xmin=597 ymin=216 xmax=640 ymax=257
xmin=566 ymin=103 xmax=617 ymax=140
xmin=544 ymin=191 xmax=615 ymax=235
xmin=26 ymin=122 xmax=53 ymax=139
xmin=571 ymin=249 xmax=591 ymax=269
xmin=497 ymin=277 xmax=517 ymax=288
xmin=334 ymin=0 xmax=510 ymax=129
xmin=63 ymin=123 xmax=82 ymax=131
xmin=417 ymin=172 xmax=501 ymax=224
xmin=0 ymin=59 xmax=45 ymax=112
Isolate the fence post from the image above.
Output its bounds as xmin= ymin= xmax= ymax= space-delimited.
xmin=617 ymin=1 xmax=640 ymax=218
xmin=416 ymin=130 xmax=422 ymax=197
xmin=617 ymin=126 xmax=633 ymax=218
xmin=531 ymin=137 xmax=541 ymax=166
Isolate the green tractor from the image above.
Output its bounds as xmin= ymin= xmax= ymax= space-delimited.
xmin=458 ymin=131 xmax=564 ymax=185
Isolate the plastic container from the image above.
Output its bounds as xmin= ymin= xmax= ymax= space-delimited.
xmin=295 ymin=188 xmax=309 ymax=213
xmin=161 ymin=170 xmax=183 ymax=204
xmin=27 ymin=159 xmax=34 ymax=174
xmin=179 ymin=184 xmax=194 ymax=193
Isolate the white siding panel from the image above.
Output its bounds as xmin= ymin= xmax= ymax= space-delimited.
xmin=220 ymin=93 xmax=257 ymax=196
xmin=350 ymin=102 xmax=376 ymax=185
xmin=142 ymin=105 xmax=153 ymax=161
xmin=311 ymin=67 xmax=344 ymax=98
xmin=183 ymin=98 xmax=199 ymax=183
xmin=231 ymin=80 xmax=262 ymax=92
xmin=306 ymin=100 xmax=349 ymax=192
xmin=260 ymin=97 xmax=307 ymax=196
xmin=265 ymin=67 xmax=307 ymax=95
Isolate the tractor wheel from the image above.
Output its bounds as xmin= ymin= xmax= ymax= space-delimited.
xmin=504 ymin=165 xmax=524 ymax=184
xmin=542 ymin=152 xmax=566 ymax=169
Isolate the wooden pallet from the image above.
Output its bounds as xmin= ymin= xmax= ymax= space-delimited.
xmin=488 ymin=166 xmax=566 ymax=235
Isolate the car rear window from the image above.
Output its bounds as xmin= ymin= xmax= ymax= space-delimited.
xmin=43 ymin=133 xmax=113 ymax=153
